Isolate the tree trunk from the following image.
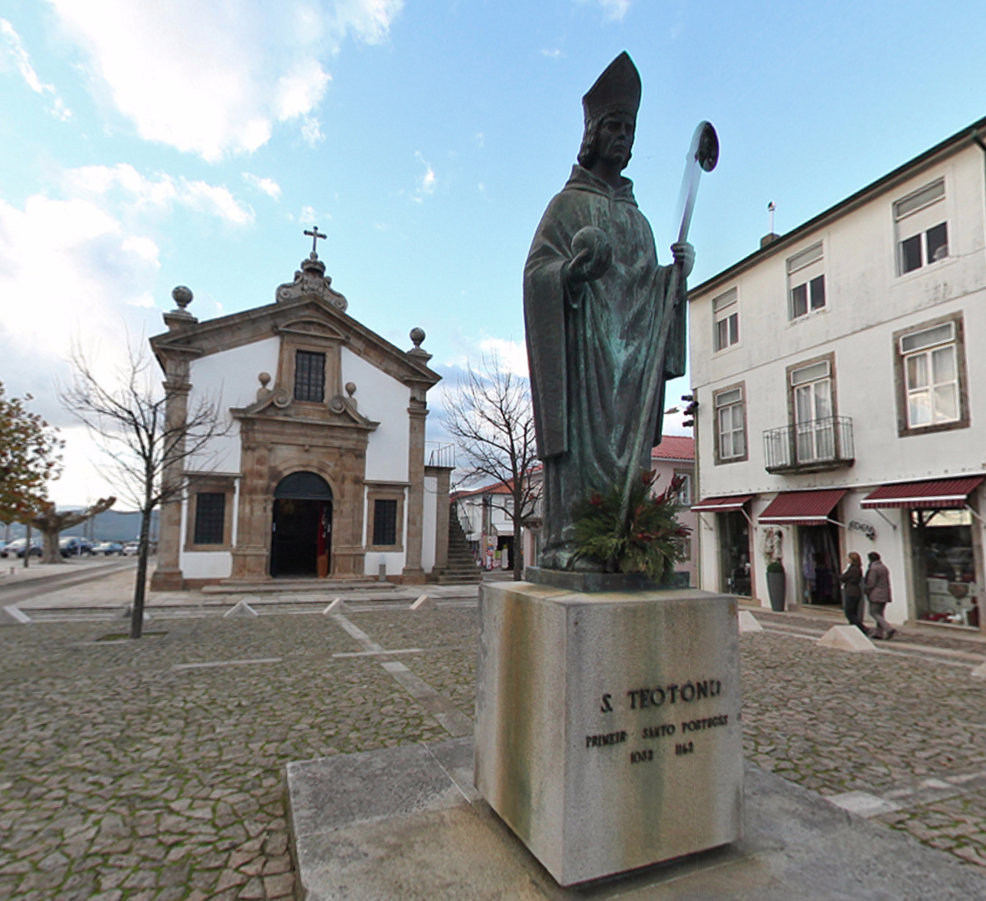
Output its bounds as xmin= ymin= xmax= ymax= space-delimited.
xmin=131 ymin=508 xmax=153 ymax=639
xmin=512 ymin=506 xmax=524 ymax=581
xmin=40 ymin=528 xmax=61 ymax=565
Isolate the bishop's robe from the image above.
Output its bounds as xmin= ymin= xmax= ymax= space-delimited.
xmin=524 ymin=164 xmax=686 ymax=569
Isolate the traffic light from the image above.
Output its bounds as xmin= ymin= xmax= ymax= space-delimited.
xmin=681 ymin=393 xmax=698 ymax=428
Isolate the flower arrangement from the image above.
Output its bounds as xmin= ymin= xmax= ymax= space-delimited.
xmin=572 ymin=469 xmax=690 ymax=580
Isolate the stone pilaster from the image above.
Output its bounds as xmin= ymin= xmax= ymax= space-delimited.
xmin=402 ymin=398 xmax=428 ymax=584
xmin=150 ymin=374 xmax=190 ymax=592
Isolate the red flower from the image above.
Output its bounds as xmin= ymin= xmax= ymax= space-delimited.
xmin=590 ymin=492 xmax=603 ymax=506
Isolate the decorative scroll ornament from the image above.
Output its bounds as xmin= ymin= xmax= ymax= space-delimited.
xmin=276 ymin=253 xmax=349 ymax=312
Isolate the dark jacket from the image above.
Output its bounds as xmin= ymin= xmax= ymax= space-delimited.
xmin=839 ymin=563 xmax=863 ymax=599
xmin=864 ymin=560 xmax=892 ymax=605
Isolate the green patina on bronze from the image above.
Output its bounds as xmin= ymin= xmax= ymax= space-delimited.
xmin=524 ymin=52 xmax=689 ymax=572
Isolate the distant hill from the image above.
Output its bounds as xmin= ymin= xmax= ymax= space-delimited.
xmin=1 ymin=509 xmax=159 ymax=542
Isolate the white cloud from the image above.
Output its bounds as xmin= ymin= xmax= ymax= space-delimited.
xmin=301 ymin=115 xmax=325 ymax=147
xmin=473 ymin=132 xmax=484 ymax=149
xmin=540 ymin=48 xmax=564 ymax=59
xmin=414 ymin=151 xmax=437 ymax=201
xmin=574 ymin=0 xmax=630 ymax=22
xmin=298 ymin=205 xmax=318 ymax=224
xmin=243 ymin=173 xmax=283 ymax=200
xmin=64 ymin=164 xmax=255 ymax=225
xmin=45 ymin=0 xmax=402 ymax=160
xmin=1 ymin=18 xmax=71 ymax=119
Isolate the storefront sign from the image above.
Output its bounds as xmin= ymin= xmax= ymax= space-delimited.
xmin=848 ymin=520 xmax=876 ymax=541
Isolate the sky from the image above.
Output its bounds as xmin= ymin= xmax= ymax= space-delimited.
xmin=3 ymin=0 xmax=986 ymax=509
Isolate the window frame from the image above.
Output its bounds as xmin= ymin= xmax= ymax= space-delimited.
xmin=786 ymin=242 xmax=826 ymax=322
xmin=894 ymin=312 xmax=969 ymax=437
xmin=713 ymin=383 xmax=748 ymax=465
xmin=786 ymin=353 xmax=838 ymax=465
xmin=894 ymin=177 xmax=949 ymax=277
xmin=184 ymin=475 xmax=237 ymax=551
xmin=293 ymin=349 xmax=327 ymax=403
xmin=712 ymin=288 xmax=739 ymax=353
xmin=365 ymin=482 xmax=406 ymax=552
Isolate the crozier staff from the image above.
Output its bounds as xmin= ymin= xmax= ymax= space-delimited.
xmin=524 ymin=52 xmax=694 ymax=571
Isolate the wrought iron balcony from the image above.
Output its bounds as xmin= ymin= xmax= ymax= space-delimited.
xmin=763 ymin=416 xmax=855 ymax=474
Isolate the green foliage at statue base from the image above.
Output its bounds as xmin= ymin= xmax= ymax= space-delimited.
xmin=573 ymin=469 xmax=690 ymax=581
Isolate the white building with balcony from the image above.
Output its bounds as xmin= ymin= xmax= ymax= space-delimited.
xmin=688 ymin=117 xmax=986 ymax=632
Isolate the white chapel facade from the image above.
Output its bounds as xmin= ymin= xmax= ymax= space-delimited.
xmin=149 ymin=246 xmax=451 ymax=590
xmin=689 ymin=116 xmax=986 ymax=632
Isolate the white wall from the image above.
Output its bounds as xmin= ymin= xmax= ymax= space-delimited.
xmin=691 ymin=144 xmax=986 ymax=499
xmin=342 ymin=347 xmax=410 ymax=481
xmin=185 ymin=336 xmax=280 ymax=472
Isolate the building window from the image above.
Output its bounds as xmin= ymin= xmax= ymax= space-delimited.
xmin=899 ymin=320 xmax=964 ymax=431
xmin=373 ymin=499 xmax=398 ymax=546
xmin=714 ymin=385 xmax=747 ymax=463
xmin=790 ymin=358 xmax=834 ymax=464
xmin=294 ymin=350 xmax=326 ymax=402
xmin=787 ymin=242 xmax=825 ymax=321
xmin=193 ymin=493 xmax=226 ymax=545
xmin=895 ymin=178 xmax=948 ymax=275
xmin=366 ymin=485 xmax=405 ymax=551
xmin=713 ymin=288 xmax=739 ymax=351
xmin=673 ymin=471 xmax=692 ymax=507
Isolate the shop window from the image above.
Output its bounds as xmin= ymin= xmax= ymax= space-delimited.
xmin=910 ymin=508 xmax=979 ymax=629
xmin=714 ymin=385 xmax=747 ymax=464
xmin=786 ymin=243 xmax=825 ymax=321
xmin=713 ymin=288 xmax=739 ymax=352
xmin=894 ymin=178 xmax=948 ymax=275
xmin=294 ymin=350 xmax=326 ymax=402
xmin=895 ymin=315 xmax=968 ymax=436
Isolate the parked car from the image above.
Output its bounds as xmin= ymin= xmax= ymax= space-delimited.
xmin=1 ymin=538 xmax=42 ymax=558
xmin=121 ymin=541 xmax=140 ymax=556
xmin=59 ymin=536 xmax=94 ymax=557
xmin=91 ymin=541 xmax=124 ymax=556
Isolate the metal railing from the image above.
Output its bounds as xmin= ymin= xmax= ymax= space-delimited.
xmin=427 ymin=443 xmax=455 ymax=468
xmin=763 ymin=416 xmax=855 ymax=473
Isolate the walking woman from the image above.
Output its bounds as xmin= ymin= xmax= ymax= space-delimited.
xmin=839 ymin=552 xmax=868 ymax=634
xmin=864 ymin=551 xmax=897 ymax=640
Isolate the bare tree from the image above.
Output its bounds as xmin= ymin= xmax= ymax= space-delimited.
xmin=443 ymin=355 xmax=540 ymax=580
xmin=32 ymin=497 xmax=116 ymax=564
xmin=60 ymin=344 xmax=229 ymax=638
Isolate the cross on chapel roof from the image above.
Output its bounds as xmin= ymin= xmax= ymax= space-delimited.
xmin=304 ymin=226 xmax=327 ymax=257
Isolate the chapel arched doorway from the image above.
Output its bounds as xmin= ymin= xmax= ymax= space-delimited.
xmin=270 ymin=472 xmax=333 ymax=578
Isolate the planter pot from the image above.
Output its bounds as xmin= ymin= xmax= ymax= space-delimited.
xmin=766 ymin=570 xmax=786 ymax=612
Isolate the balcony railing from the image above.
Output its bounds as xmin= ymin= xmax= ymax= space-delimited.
xmin=763 ymin=416 xmax=855 ymax=474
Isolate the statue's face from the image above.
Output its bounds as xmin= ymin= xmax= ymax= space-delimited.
xmin=596 ymin=112 xmax=635 ymax=170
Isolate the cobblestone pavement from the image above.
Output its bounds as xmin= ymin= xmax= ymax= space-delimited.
xmin=742 ymin=619 xmax=986 ymax=874
xmin=0 ymin=609 xmax=466 ymax=901
xmin=5 ymin=587 xmax=986 ymax=899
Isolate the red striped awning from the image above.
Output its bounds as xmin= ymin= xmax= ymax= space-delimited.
xmin=691 ymin=494 xmax=755 ymax=512
xmin=861 ymin=477 xmax=985 ymax=509
xmin=758 ymin=489 xmax=847 ymax=526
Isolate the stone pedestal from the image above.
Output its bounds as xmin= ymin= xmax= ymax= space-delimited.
xmin=475 ymin=581 xmax=743 ymax=886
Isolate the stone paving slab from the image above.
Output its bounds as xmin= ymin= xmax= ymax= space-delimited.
xmin=289 ymin=738 xmax=986 ymax=900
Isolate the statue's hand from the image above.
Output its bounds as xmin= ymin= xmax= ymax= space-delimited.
xmin=671 ymin=241 xmax=695 ymax=279
xmin=567 ymin=226 xmax=612 ymax=285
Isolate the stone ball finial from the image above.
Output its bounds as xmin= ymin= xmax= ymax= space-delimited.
xmin=345 ymin=382 xmax=356 ymax=397
xmin=172 ymin=286 xmax=193 ymax=310
xmin=258 ymin=372 xmax=271 ymax=388
xmin=410 ymin=327 xmax=426 ymax=348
